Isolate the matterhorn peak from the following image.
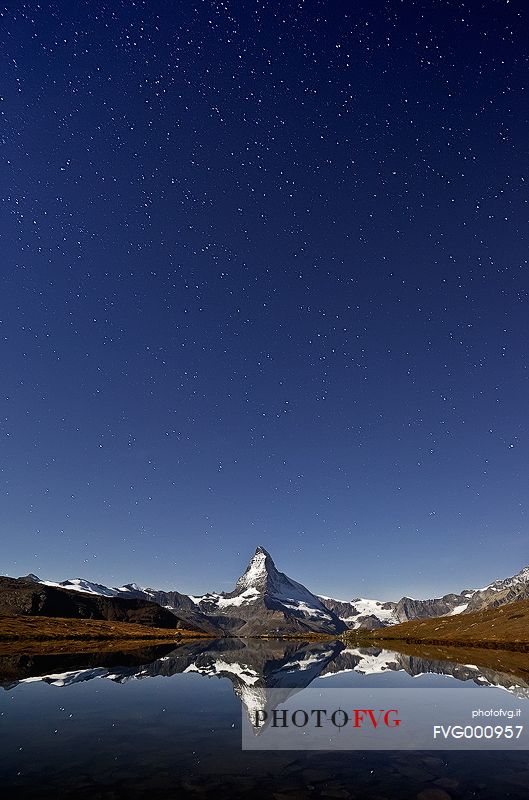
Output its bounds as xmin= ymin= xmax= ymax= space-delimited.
xmin=236 ymin=546 xmax=277 ymax=591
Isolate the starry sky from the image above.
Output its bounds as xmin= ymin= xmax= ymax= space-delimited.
xmin=1 ymin=0 xmax=528 ymax=601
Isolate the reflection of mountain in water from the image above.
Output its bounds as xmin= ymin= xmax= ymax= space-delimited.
xmin=183 ymin=639 xmax=343 ymax=720
xmin=320 ymin=647 xmax=529 ymax=700
xmin=2 ymin=640 xmax=529 ymax=719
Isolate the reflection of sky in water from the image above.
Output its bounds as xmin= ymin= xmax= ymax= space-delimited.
xmin=1 ymin=641 xmax=529 ymax=799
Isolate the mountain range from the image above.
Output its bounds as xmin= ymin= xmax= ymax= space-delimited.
xmin=7 ymin=545 xmax=529 ymax=637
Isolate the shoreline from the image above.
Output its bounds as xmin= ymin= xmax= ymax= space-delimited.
xmin=346 ymin=634 xmax=529 ymax=654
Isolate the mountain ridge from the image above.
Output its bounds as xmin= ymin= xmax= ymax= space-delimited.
xmin=12 ymin=548 xmax=529 ymax=633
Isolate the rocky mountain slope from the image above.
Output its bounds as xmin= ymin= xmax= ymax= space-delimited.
xmin=464 ymin=565 xmax=529 ymax=613
xmin=0 ymin=576 xmax=212 ymax=633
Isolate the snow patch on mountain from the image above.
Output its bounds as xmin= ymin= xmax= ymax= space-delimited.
xmin=41 ymin=579 xmax=121 ymax=597
xmin=40 ymin=577 xmax=157 ymax=599
xmin=449 ymin=603 xmax=469 ymax=615
xmin=189 ymin=587 xmax=260 ymax=608
xmin=344 ymin=598 xmax=399 ymax=626
xmin=281 ymin=598 xmax=332 ymax=619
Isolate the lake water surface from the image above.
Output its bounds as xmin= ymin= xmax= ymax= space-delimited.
xmin=1 ymin=638 xmax=529 ymax=799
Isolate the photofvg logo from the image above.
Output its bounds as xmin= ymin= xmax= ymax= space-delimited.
xmin=254 ymin=707 xmax=401 ymax=731
xmin=241 ymin=688 xmax=529 ymax=751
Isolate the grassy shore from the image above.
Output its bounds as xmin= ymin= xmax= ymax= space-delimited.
xmin=343 ymin=597 xmax=529 ymax=652
xmin=0 ymin=614 xmax=212 ymax=644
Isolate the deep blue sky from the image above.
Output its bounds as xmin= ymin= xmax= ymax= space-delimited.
xmin=1 ymin=0 xmax=528 ymax=600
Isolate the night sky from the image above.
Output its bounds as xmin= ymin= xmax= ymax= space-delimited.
xmin=1 ymin=0 xmax=528 ymax=600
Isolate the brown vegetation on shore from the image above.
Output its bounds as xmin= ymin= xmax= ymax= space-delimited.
xmin=0 ymin=614 xmax=212 ymax=645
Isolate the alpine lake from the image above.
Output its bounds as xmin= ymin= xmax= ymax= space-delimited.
xmin=1 ymin=637 xmax=529 ymax=799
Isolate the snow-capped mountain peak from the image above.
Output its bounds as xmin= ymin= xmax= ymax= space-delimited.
xmin=117 ymin=582 xmax=148 ymax=593
xmin=480 ymin=564 xmax=529 ymax=592
xmin=462 ymin=562 xmax=529 ymax=614
xmin=189 ymin=547 xmax=347 ymax=635
xmin=235 ymin=546 xmax=273 ymax=592
xmin=233 ymin=547 xmax=336 ymax=617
